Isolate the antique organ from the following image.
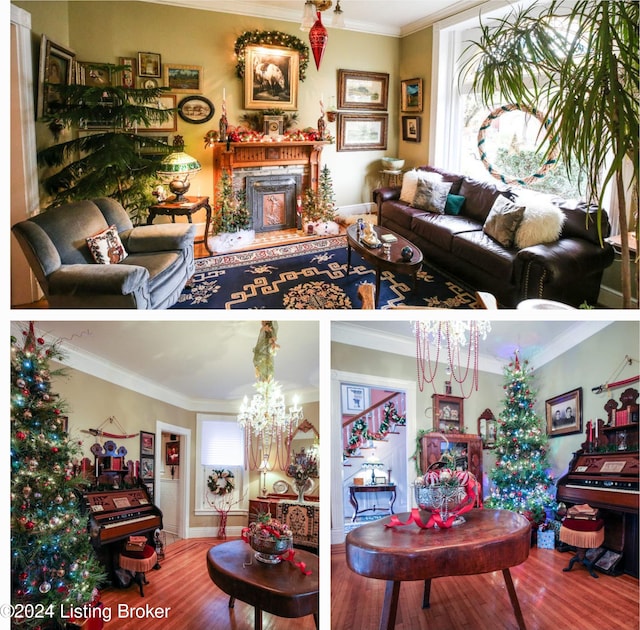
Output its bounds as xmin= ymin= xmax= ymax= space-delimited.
xmin=556 ymin=387 xmax=638 ymax=576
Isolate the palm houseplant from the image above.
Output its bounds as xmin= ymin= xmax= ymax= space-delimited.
xmin=37 ymin=63 xmax=175 ymax=225
xmin=462 ymin=0 xmax=638 ymax=307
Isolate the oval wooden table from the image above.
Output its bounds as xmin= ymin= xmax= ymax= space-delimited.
xmin=206 ymin=540 xmax=319 ymax=630
xmin=345 ymin=509 xmax=530 ymax=630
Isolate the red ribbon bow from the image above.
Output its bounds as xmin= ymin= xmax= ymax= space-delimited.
xmin=386 ymin=477 xmax=481 ymax=530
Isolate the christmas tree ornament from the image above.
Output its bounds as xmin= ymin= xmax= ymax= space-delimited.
xmin=309 ymin=11 xmax=328 ymax=70
xmin=39 ymin=581 xmax=51 ymax=593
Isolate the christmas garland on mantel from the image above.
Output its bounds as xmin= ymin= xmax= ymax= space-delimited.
xmin=343 ymin=403 xmax=406 ymax=459
xmin=234 ymin=30 xmax=310 ymax=81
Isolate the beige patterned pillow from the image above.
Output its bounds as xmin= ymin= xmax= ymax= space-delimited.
xmin=86 ymin=225 xmax=128 ymax=264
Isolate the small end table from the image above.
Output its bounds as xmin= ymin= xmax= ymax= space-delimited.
xmin=147 ymin=195 xmax=212 ymax=254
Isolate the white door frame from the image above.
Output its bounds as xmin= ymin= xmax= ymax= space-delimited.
xmin=331 ymin=369 xmax=416 ymax=544
xmin=155 ymin=421 xmax=191 ymax=540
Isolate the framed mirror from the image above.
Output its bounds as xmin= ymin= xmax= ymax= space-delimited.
xmin=477 ymin=408 xmax=497 ymax=449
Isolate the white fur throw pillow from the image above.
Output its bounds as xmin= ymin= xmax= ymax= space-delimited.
xmin=399 ymin=170 xmax=441 ymax=204
xmin=515 ymin=200 xmax=566 ymax=249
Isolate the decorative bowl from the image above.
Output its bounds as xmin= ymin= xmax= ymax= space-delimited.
xmin=414 ymin=482 xmax=468 ymax=526
xmin=381 ymin=158 xmax=405 ymax=171
xmin=249 ymin=532 xmax=293 ymax=564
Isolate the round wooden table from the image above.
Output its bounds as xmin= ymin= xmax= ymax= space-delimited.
xmin=206 ymin=540 xmax=319 ymax=630
xmin=345 ymin=509 xmax=530 ymax=630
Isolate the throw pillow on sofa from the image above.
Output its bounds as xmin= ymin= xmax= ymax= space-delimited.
xmin=400 ymin=170 xmax=443 ymax=204
xmin=445 ymin=194 xmax=466 ymax=215
xmin=515 ymin=199 xmax=566 ymax=249
xmin=483 ymin=196 xmax=526 ymax=248
xmin=86 ymin=225 xmax=128 ymax=264
xmin=412 ymin=178 xmax=453 ymax=214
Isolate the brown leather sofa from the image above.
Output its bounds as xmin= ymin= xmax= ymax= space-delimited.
xmin=374 ymin=166 xmax=615 ymax=307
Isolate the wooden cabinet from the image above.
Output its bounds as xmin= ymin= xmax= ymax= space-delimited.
xmin=420 ymin=433 xmax=483 ymax=501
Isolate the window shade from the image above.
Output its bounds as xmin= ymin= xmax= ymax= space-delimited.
xmin=200 ymin=420 xmax=244 ymax=466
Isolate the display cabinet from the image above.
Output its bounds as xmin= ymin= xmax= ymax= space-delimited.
xmin=420 ymin=433 xmax=483 ymax=501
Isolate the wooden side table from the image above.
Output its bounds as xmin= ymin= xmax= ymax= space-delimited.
xmin=147 ymin=195 xmax=212 ymax=254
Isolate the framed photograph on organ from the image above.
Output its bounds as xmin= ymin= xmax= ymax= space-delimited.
xmin=337 ymin=113 xmax=388 ymax=152
xmin=244 ymin=45 xmax=299 ymax=110
xmin=546 ymin=387 xmax=583 ymax=437
xmin=432 ymin=394 xmax=464 ymax=433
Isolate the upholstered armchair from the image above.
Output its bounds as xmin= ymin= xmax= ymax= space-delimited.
xmin=12 ymin=198 xmax=196 ymax=309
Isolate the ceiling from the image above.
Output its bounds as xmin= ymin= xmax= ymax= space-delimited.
xmin=12 ymin=319 xmax=616 ymax=414
xmin=332 ymin=319 xmax=616 ymax=374
xmin=142 ymin=0 xmax=491 ymax=37
xmin=14 ymin=320 xmax=319 ymax=412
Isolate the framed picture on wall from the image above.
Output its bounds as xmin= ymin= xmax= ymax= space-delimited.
xmin=141 ymin=456 xmax=155 ymax=480
xmin=38 ymin=35 xmax=76 ymax=118
xmin=402 ymin=115 xmax=421 ymax=142
xmin=337 ymin=113 xmax=388 ymax=152
xmin=341 ymin=384 xmax=370 ymax=415
xmin=244 ymin=45 xmax=299 ymax=110
xmin=401 ymin=77 xmax=423 ymax=112
xmin=546 ymin=387 xmax=583 ymax=437
xmin=337 ymin=69 xmax=389 ymax=111
xmin=163 ymin=64 xmax=203 ymax=93
xmin=142 ymin=94 xmax=177 ymax=132
xmin=166 ymin=441 xmax=180 ymax=466
xmin=140 ymin=431 xmax=155 ymax=456
xmin=138 ymin=51 xmax=161 ymax=78
xmin=432 ymin=394 xmax=464 ymax=433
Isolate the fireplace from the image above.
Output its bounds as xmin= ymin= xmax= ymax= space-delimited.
xmin=247 ymin=174 xmax=302 ymax=232
xmin=212 ymin=141 xmax=327 ymax=232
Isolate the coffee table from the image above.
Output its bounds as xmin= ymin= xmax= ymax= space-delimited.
xmin=346 ymin=224 xmax=423 ymax=307
xmin=345 ymin=509 xmax=530 ymax=630
xmin=206 ymin=540 xmax=319 ymax=630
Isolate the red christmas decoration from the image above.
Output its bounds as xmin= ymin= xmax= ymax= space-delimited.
xmin=309 ymin=11 xmax=328 ymax=70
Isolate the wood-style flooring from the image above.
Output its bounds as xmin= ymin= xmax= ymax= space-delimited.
xmin=331 ymin=542 xmax=639 ymax=630
xmin=96 ymin=536 xmax=639 ymax=630
xmin=98 ymin=537 xmax=318 ymax=630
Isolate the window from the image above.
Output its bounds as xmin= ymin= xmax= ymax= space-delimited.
xmin=195 ymin=414 xmax=246 ymax=515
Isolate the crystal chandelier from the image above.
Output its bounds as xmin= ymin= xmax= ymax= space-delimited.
xmin=413 ymin=320 xmax=491 ymax=398
xmin=238 ymin=322 xmax=303 ymax=471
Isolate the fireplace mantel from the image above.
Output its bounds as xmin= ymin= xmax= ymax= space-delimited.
xmin=212 ymin=141 xmax=328 ymax=206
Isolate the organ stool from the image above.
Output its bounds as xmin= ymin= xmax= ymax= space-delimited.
xmin=559 ymin=517 xmax=605 ymax=578
xmin=118 ymin=544 xmax=158 ymax=596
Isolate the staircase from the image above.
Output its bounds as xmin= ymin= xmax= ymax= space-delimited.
xmin=342 ymin=391 xmax=407 ymax=526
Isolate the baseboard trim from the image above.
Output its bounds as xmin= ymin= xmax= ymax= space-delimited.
xmin=598 ymin=284 xmax=638 ymax=309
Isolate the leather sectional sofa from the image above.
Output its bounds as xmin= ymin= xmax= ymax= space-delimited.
xmin=374 ymin=166 xmax=615 ymax=307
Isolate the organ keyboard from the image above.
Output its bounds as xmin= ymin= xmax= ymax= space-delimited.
xmin=84 ymin=487 xmax=163 ymax=548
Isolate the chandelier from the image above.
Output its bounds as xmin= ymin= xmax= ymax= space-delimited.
xmin=238 ymin=322 xmax=303 ymax=471
xmin=413 ymin=320 xmax=491 ymax=398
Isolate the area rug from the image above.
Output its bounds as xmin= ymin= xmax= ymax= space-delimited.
xmin=171 ymin=236 xmax=480 ymax=309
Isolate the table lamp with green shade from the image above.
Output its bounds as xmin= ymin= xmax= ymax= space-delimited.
xmin=157 ymin=151 xmax=201 ymax=201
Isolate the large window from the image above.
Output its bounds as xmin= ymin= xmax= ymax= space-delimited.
xmin=195 ymin=415 xmax=246 ymax=515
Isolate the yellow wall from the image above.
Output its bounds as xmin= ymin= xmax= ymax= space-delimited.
xmin=51 ymin=361 xmax=320 ymax=531
xmin=14 ymin=0 xmax=401 ymax=214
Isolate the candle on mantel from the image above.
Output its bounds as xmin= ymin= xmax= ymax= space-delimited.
xmin=595 ymin=418 xmax=599 ymax=440
xmin=587 ymin=420 xmax=593 ymax=443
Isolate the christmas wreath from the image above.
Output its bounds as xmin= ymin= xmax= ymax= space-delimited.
xmin=234 ymin=30 xmax=310 ymax=81
xmin=207 ymin=469 xmax=235 ymax=495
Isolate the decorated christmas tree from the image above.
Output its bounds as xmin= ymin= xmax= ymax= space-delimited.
xmin=11 ymin=323 xmax=105 ymax=628
xmin=485 ymin=352 xmax=556 ymax=523
xmin=302 ymin=165 xmax=336 ymax=224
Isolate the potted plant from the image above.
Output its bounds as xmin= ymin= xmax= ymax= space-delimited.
xmin=301 ymin=164 xmax=339 ymax=235
xmin=209 ymin=170 xmax=254 ymax=253
xmin=37 ymin=63 xmax=174 ymax=225
xmin=462 ymin=1 xmax=638 ymax=307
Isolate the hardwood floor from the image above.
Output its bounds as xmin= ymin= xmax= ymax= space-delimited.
xmin=331 ymin=542 xmax=639 ymax=630
xmin=96 ymin=536 xmax=639 ymax=629
xmin=98 ymin=537 xmax=319 ymax=630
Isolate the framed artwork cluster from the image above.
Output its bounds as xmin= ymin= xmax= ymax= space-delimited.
xmin=336 ymin=69 xmax=389 ymax=152
xmin=139 ymin=431 xmax=156 ymax=500
xmin=400 ymin=77 xmax=423 ymax=143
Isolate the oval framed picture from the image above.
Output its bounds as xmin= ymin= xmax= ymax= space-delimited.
xmin=177 ymin=95 xmax=214 ymax=124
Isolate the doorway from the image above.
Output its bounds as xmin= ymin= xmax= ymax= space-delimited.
xmin=155 ymin=421 xmax=191 ymax=541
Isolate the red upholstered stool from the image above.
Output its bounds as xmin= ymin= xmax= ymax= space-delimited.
xmin=559 ymin=517 xmax=605 ymax=578
xmin=118 ymin=544 xmax=158 ymax=596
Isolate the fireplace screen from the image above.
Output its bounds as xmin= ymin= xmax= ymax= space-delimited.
xmin=247 ymin=174 xmax=302 ymax=233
